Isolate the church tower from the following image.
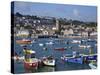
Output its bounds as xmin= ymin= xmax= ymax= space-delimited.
xmin=56 ymin=19 xmax=60 ymax=30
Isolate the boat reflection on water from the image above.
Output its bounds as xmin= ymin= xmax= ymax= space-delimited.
xmin=39 ymin=66 xmax=55 ymax=72
xmin=24 ymin=65 xmax=38 ymax=73
xmin=24 ymin=66 xmax=55 ymax=73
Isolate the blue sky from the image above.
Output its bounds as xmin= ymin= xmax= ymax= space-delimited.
xmin=13 ymin=1 xmax=97 ymax=22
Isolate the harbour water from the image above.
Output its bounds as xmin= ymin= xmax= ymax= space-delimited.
xmin=14 ymin=37 xmax=97 ymax=73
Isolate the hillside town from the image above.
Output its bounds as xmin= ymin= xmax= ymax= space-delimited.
xmin=12 ymin=12 xmax=97 ymax=39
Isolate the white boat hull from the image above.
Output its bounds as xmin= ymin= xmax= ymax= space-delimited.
xmin=43 ymin=60 xmax=55 ymax=67
xmin=89 ymin=63 xmax=97 ymax=69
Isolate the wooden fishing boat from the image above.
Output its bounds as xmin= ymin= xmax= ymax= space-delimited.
xmin=16 ymin=39 xmax=32 ymax=44
xmin=23 ymin=49 xmax=40 ymax=69
xmin=24 ymin=58 xmax=39 ymax=69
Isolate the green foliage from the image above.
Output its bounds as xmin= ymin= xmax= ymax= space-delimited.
xmin=85 ymin=22 xmax=97 ymax=27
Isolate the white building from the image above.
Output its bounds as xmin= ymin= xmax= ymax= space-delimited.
xmin=16 ymin=30 xmax=29 ymax=37
xmin=63 ymin=29 xmax=74 ymax=36
xmin=42 ymin=30 xmax=49 ymax=35
xmin=81 ymin=32 xmax=88 ymax=37
xmin=52 ymin=27 xmax=57 ymax=30
xmin=90 ymin=32 xmax=97 ymax=36
xmin=36 ymin=26 xmax=43 ymax=31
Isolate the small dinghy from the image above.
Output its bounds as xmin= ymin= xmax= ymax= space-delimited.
xmin=39 ymin=43 xmax=44 ymax=47
xmin=45 ymin=42 xmax=54 ymax=45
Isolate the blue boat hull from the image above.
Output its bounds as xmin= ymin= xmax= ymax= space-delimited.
xmin=84 ymin=55 xmax=97 ymax=61
xmin=63 ymin=57 xmax=83 ymax=64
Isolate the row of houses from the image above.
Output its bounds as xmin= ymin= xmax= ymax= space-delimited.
xmin=14 ymin=15 xmax=55 ymax=27
xmin=15 ymin=27 xmax=97 ymax=38
xmin=14 ymin=14 xmax=97 ymax=38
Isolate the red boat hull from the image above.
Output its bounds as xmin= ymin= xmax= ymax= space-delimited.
xmin=24 ymin=62 xmax=38 ymax=69
xmin=16 ymin=40 xmax=31 ymax=44
xmin=54 ymin=48 xmax=65 ymax=51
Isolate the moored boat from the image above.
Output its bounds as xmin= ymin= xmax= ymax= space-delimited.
xmin=23 ymin=48 xmax=39 ymax=69
xmin=71 ymin=40 xmax=81 ymax=44
xmin=61 ymin=51 xmax=83 ymax=64
xmin=45 ymin=42 xmax=54 ymax=45
xmin=39 ymin=43 xmax=44 ymax=47
xmin=23 ymin=49 xmax=36 ymax=55
xmin=89 ymin=63 xmax=97 ymax=69
xmin=42 ymin=56 xmax=56 ymax=67
xmin=16 ymin=39 xmax=32 ymax=44
xmin=12 ymin=52 xmax=25 ymax=61
xmin=83 ymin=54 xmax=97 ymax=62
xmin=54 ymin=47 xmax=67 ymax=51
xmin=78 ymin=45 xmax=91 ymax=49
xmin=24 ymin=58 xmax=39 ymax=69
xmin=88 ymin=61 xmax=97 ymax=69
xmin=12 ymin=56 xmax=25 ymax=61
